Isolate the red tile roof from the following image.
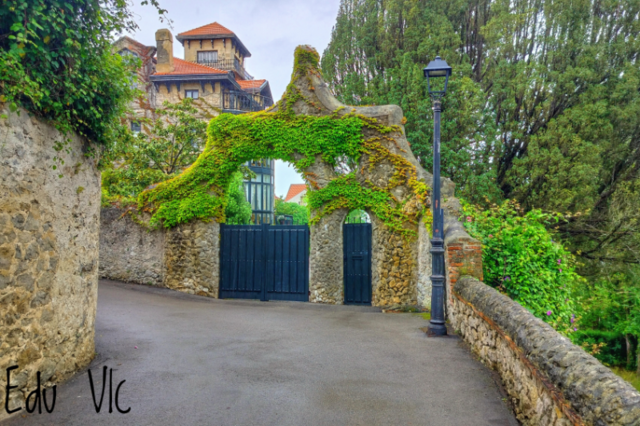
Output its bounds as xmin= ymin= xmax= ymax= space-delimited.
xmin=154 ymin=58 xmax=228 ymax=76
xmin=237 ymin=79 xmax=266 ymax=90
xmin=178 ymin=22 xmax=234 ymax=37
xmin=285 ymin=184 xmax=307 ymax=202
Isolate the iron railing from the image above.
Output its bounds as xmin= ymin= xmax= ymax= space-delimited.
xmin=344 ymin=210 xmax=371 ymax=224
xmin=226 ymin=215 xmax=309 ymax=226
xmin=222 ymin=90 xmax=272 ymax=113
xmin=195 ymin=58 xmax=254 ymax=81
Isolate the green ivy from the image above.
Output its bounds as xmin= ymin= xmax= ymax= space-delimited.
xmin=140 ymin=111 xmax=366 ymax=228
xmin=139 ymin=46 xmax=429 ymax=235
xmin=462 ymin=199 xmax=584 ymax=334
xmin=306 ymin=173 xmax=414 ymax=235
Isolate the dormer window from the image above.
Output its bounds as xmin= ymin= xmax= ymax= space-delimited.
xmin=197 ymin=51 xmax=218 ymax=64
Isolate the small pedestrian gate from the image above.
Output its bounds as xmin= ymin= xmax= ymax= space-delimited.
xmin=343 ymin=222 xmax=372 ymax=305
xmin=219 ymin=224 xmax=309 ymax=301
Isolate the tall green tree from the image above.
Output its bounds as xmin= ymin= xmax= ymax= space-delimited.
xmin=322 ymin=0 xmax=640 ymax=268
xmin=102 ymin=98 xmax=208 ymax=200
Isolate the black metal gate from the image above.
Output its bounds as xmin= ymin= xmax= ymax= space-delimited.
xmin=219 ymin=224 xmax=309 ymax=301
xmin=343 ymin=223 xmax=372 ymax=305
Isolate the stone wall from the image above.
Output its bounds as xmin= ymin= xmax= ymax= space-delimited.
xmin=99 ymin=209 xmax=220 ymax=297
xmin=309 ymin=209 xmax=347 ymax=304
xmin=370 ymin=215 xmax=419 ymax=307
xmin=99 ymin=208 xmax=164 ymax=285
xmin=0 ymin=107 xmax=100 ymax=420
xmin=164 ymin=220 xmax=220 ymax=297
xmin=450 ymin=276 xmax=640 ymax=426
xmin=416 ymin=219 xmax=432 ymax=308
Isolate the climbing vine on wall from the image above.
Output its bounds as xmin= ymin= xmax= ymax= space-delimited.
xmin=140 ymin=46 xmax=430 ymax=237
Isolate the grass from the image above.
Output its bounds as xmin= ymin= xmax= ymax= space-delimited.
xmin=611 ymin=367 xmax=640 ymax=392
xmin=412 ymin=312 xmax=431 ymax=320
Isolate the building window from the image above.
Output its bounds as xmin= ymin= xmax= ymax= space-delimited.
xmin=118 ymin=48 xmax=139 ymax=59
xmin=244 ymin=159 xmax=275 ymax=224
xmin=185 ymin=90 xmax=199 ymax=99
xmin=197 ymin=51 xmax=218 ymax=64
xmin=131 ymin=121 xmax=141 ymax=133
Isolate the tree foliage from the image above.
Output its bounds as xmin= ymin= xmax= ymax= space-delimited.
xmin=102 ymin=98 xmax=208 ymax=202
xmin=323 ymin=0 xmax=640 ymax=379
xmin=576 ymin=266 xmax=640 ymax=372
xmin=224 ymin=172 xmax=253 ymax=225
xmin=0 ymin=0 xmax=168 ymax=150
xmin=462 ymin=200 xmax=583 ymax=332
xmin=274 ymin=197 xmax=310 ymax=225
xmin=322 ymin=0 xmax=640 ymax=268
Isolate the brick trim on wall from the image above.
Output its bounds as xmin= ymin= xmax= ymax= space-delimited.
xmin=443 ymin=213 xmax=483 ymax=308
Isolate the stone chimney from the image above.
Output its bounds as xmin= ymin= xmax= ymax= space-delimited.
xmin=155 ymin=29 xmax=174 ymax=73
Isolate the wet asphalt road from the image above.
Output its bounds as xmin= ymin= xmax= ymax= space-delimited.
xmin=4 ymin=280 xmax=518 ymax=426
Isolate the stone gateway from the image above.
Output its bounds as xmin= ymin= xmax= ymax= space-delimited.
xmin=101 ymin=45 xmax=458 ymax=309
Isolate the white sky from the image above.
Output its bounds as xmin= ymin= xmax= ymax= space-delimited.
xmin=125 ymin=0 xmax=342 ymax=198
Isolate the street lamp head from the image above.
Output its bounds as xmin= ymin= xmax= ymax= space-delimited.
xmin=423 ymin=56 xmax=452 ymax=97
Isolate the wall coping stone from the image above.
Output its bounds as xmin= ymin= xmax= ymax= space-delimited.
xmin=454 ymin=276 xmax=640 ymax=425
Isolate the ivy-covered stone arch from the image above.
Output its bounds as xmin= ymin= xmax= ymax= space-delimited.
xmin=140 ymin=45 xmax=453 ymax=307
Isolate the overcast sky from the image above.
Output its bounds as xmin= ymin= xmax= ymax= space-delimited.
xmin=126 ymin=0 xmax=342 ymax=198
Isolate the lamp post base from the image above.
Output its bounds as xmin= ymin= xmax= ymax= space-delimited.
xmin=427 ymin=321 xmax=447 ymax=337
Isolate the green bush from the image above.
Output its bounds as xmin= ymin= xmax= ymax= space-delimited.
xmin=571 ymin=330 xmax=627 ymax=368
xmin=274 ymin=197 xmax=309 ymax=225
xmin=462 ymin=200 xmax=583 ymax=333
xmin=224 ymin=172 xmax=252 ymax=224
xmin=0 ymin=0 xmax=166 ymax=150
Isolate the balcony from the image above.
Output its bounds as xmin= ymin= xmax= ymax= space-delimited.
xmin=222 ymin=90 xmax=272 ymax=114
xmin=195 ymin=58 xmax=254 ymax=81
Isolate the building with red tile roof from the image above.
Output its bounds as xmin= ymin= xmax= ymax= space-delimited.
xmin=176 ymin=22 xmax=251 ymax=59
xmin=145 ymin=22 xmax=273 ymax=113
xmin=115 ymin=22 xmax=276 ymax=223
xmin=178 ymin=21 xmax=234 ymax=37
xmin=285 ymin=184 xmax=308 ymax=205
xmin=154 ymin=58 xmax=228 ymax=76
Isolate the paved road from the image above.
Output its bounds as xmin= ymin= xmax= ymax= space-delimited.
xmin=5 ymin=280 xmax=518 ymax=426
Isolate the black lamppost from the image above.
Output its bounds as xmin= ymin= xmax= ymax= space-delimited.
xmin=423 ymin=56 xmax=452 ymax=336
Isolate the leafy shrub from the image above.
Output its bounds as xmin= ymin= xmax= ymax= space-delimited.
xmin=224 ymin=172 xmax=252 ymax=225
xmin=0 ymin=0 xmax=166 ymax=149
xmin=571 ymin=330 xmax=627 ymax=367
xmin=462 ymin=200 xmax=583 ymax=332
xmin=102 ymin=98 xmax=209 ymax=199
xmin=274 ymin=197 xmax=309 ymax=225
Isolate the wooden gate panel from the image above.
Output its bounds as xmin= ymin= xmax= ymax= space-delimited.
xmin=343 ymin=223 xmax=372 ymax=305
xmin=265 ymin=225 xmax=309 ymax=301
xmin=220 ymin=225 xmax=263 ymax=299
xmin=220 ymin=224 xmax=309 ymax=302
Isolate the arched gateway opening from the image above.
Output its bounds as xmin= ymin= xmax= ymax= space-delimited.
xmin=139 ymin=46 xmax=441 ymax=308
